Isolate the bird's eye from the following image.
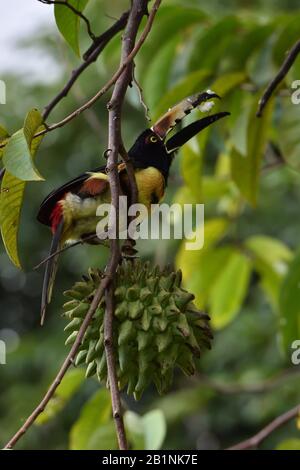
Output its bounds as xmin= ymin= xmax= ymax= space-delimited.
xmin=150 ymin=135 xmax=158 ymax=143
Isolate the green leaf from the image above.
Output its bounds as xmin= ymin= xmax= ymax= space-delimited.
xmin=231 ymin=95 xmax=273 ymax=206
xmin=273 ymin=15 xmax=300 ymax=66
xmin=176 ymin=218 xmax=229 ymax=282
xmin=3 ymin=130 xmax=43 ymax=181
xmin=36 ymin=369 xmax=85 ymax=425
xmin=143 ymin=37 xmax=179 ymax=111
xmin=55 ymin=0 xmax=89 ymax=56
xmin=0 ymin=125 xmax=9 ymax=140
xmin=82 ymin=421 xmax=118 ymax=450
xmin=57 ymin=368 xmax=86 ymax=399
xmin=152 ymin=70 xmax=211 ymax=123
xmin=279 ymin=249 xmax=300 ymax=353
xmin=229 ymin=93 xmax=252 ymax=156
xmin=125 ymin=411 xmax=145 ymax=450
xmin=276 ymin=438 xmax=300 ymax=450
xmin=245 ymin=235 xmax=292 ymax=267
xmin=125 ymin=410 xmax=166 ymax=450
xmin=0 ymin=122 xmax=45 ymax=268
xmin=178 ymin=74 xmax=243 ymax=202
xmin=245 ymin=235 xmax=292 ymax=308
xmin=202 ymin=176 xmax=232 ymax=201
xmin=0 ymin=142 xmax=9 ymax=159
xmin=229 ymin=23 xmax=275 ymax=71
xmin=3 ymin=109 xmax=44 ymax=181
xmin=143 ymin=410 xmax=166 ymax=450
xmin=278 ymin=101 xmax=300 ymax=172
xmin=181 ymin=143 xmax=203 ymax=200
xmin=23 ymin=108 xmax=43 ymax=143
xmin=172 ymin=185 xmax=198 ymax=207
xmin=247 ymin=37 xmax=277 ymax=88
xmin=209 ymin=250 xmax=252 ymax=329
xmin=210 ymin=72 xmax=247 ymax=98
xmin=102 ymin=34 xmax=122 ymax=68
xmin=175 ymin=73 xmax=244 ymax=174
xmin=70 ymin=388 xmax=112 ymax=450
xmin=138 ymin=5 xmax=206 ymax=80
xmin=0 ymin=172 xmax=24 ymax=268
xmin=246 ymin=96 xmax=273 ymax=199
xmin=186 ymin=246 xmax=234 ymax=309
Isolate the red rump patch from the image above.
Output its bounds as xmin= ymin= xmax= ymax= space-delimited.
xmin=80 ymin=178 xmax=108 ymax=196
xmin=50 ymin=202 xmax=63 ymax=234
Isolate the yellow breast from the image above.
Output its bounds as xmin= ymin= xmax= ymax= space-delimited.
xmin=135 ymin=167 xmax=165 ymax=209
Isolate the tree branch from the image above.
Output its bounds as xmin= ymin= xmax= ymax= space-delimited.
xmin=83 ymin=11 xmax=129 ymax=61
xmin=227 ymin=403 xmax=300 ymax=450
xmin=3 ymin=272 xmax=113 ymax=450
xmin=34 ymin=0 xmax=161 ymax=138
xmin=33 ymin=234 xmax=105 ymax=270
xmin=37 ymin=0 xmax=96 ymax=41
xmin=132 ymin=63 xmax=151 ymax=121
xmin=257 ymin=39 xmax=300 ymax=117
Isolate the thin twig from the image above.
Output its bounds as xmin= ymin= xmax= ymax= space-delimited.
xmin=33 ymin=234 xmax=106 ymax=270
xmin=83 ymin=11 xmax=129 ymax=61
xmin=69 ymin=73 xmax=103 ymax=136
xmin=257 ymin=39 xmax=300 ymax=117
xmin=33 ymin=0 xmax=161 ymax=140
xmin=37 ymin=0 xmax=96 ymax=41
xmin=3 ymin=272 xmax=112 ymax=449
xmin=132 ymin=64 xmax=151 ymax=121
xmin=0 ymin=3 xmax=158 ymax=150
xmin=43 ymin=11 xmax=129 ymax=120
xmin=227 ymin=403 xmax=300 ymax=450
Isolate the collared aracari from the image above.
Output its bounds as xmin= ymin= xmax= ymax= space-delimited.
xmin=37 ymin=91 xmax=230 ymax=324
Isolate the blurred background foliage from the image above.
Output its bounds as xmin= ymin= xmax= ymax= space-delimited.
xmin=0 ymin=0 xmax=300 ymax=450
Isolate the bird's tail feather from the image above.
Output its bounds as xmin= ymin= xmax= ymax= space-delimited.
xmin=40 ymin=218 xmax=64 ymax=325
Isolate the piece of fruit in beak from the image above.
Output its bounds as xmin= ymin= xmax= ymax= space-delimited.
xmin=151 ymin=90 xmax=220 ymax=139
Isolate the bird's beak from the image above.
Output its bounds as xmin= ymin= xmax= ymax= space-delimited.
xmin=151 ymin=91 xmax=230 ymax=153
xmin=165 ymin=112 xmax=230 ymax=152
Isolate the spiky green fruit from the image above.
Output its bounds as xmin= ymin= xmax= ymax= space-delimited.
xmin=63 ymin=260 xmax=212 ymax=399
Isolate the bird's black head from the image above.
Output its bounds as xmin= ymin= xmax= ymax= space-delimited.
xmin=128 ymin=91 xmax=230 ymax=183
xmin=128 ymin=128 xmax=172 ymax=181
